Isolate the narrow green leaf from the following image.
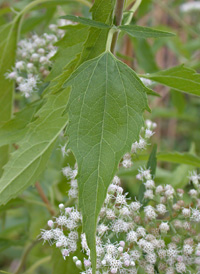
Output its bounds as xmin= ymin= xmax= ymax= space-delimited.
xmin=0 ymin=17 xmax=23 ymax=123
xmin=147 ymin=144 xmax=157 ymax=177
xmin=170 ymin=163 xmax=194 ymax=189
xmin=65 ymin=52 xmax=149 ymax=271
xmin=157 ymin=152 xmax=200 ymax=167
xmin=141 ymin=65 xmax=200 ymax=96
xmin=0 ymin=17 xmax=23 ymax=174
xmin=0 ymin=89 xmax=69 ymax=205
xmin=134 ymin=38 xmax=158 ymax=73
xmin=119 ymin=25 xmax=175 ymax=39
xmin=134 ymin=152 xmax=200 ymax=167
xmin=0 ymin=100 xmax=43 ymax=147
xmin=171 ymin=89 xmax=186 ymax=114
xmin=60 ymin=15 xmax=111 ymax=29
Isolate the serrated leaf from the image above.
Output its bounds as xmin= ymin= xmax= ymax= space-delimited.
xmin=46 ymin=24 xmax=89 ymax=81
xmin=61 ymin=15 xmax=110 ymax=29
xmin=141 ymin=65 xmax=200 ymax=96
xmin=0 ymin=89 xmax=69 ymax=205
xmin=65 ymin=52 xmax=149 ymax=272
xmin=119 ymin=25 xmax=175 ymax=39
xmin=0 ymin=100 xmax=43 ymax=147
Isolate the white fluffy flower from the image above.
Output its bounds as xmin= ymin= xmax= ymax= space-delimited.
xmin=159 ymin=222 xmax=170 ymax=233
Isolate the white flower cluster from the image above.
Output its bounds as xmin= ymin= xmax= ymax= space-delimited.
xmin=41 ymin=121 xmax=200 ymax=273
xmin=121 ymin=120 xmax=156 ymax=169
xmin=180 ymin=1 xmax=200 ymax=13
xmin=41 ymin=167 xmax=200 ymax=273
xmin=5 ymin=19 xmax=72 ymax=98
xmin=62 ymin=164 xmax=78 ymax=199
xmin=40 ymin=204 xmax=81 ymax=259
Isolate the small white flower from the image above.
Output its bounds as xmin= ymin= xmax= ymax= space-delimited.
xmin=130 ymin=201 xmax=141 ymax=212
xmin=156 ymin=204 xmax=167 ymax=215
xmin=182 ymin=208 xmax=190 ymax=218
xmin=127 ymin=231 xmax=138 ymax=242
xmin=145 ymin=129 xmax=154 ymax=139
xmin=144 ymin=205 xmax=157 ymax=220
xmin=191 ymin=208 xmax=200 ymax=222
xmin=159 ymin=222 xmax=170 ymax=233
xmin=188 ymin=189 xmax=198 ymax=197
xmin=175 ymin=262 xmax=186 ymax=273
xmin=47 ymin=220 xmax=54 ymax=228
xmin=144 ymin=179 xmax=155 ymax=189
xmin=16 ymin=61 xmax=24 ymax=70
xmin=6 ymin=71 xmax=17 ymax=79
xmin=144 ymin=189 xmax=154 ymax=199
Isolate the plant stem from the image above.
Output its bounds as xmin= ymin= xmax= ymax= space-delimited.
xmin=125 ymin=0 xmax=142 ymax=25
xmin=35 ymin=182 xmax=56 ymax=216
xmin=111 ymin=0 xmax=125 ymax=54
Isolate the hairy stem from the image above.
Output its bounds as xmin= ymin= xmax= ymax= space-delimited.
xmin=35 ymin=182 xmax=56 ymax=216
xmin=111 ymin=0 xmax=125 ymax=54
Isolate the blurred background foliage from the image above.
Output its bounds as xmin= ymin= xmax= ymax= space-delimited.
xmin=0 ymin=0 xmax=199 ymax=273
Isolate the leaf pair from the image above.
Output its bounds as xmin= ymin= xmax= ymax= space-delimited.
xmin=62 ymin=14 xmax=175 ymax=39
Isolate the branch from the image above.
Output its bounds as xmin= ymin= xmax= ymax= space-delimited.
xmin=111 ymin=0 xmax=125 ymax=54
xmin=35 ymin=182 xmax=56 ymax=216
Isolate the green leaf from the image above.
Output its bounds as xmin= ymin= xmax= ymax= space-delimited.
xmin=171 ymin=89 xmax=186 ymax=114
xmin=0 ymin=89 xmax=69 ymax=205
xmin=157 ymin=152 xmax=200 ymax=167
xmin=0 ymin=100 xmax=43 ymax=147
xmin=0 ymin=17 xmax=23 ymax=175
xmin=147 ymin=144 xmax=157 ymax=177
xmin=0 ymin=17 xmax=22 ymax=124
xmin=141 ymin=65 xmax=200 ymax=96
xmin=60 ymin=15 xmax=111 ymax=29
xmin=119 ymin=25 xmax=175 ymax=39
xmin=134 ymin=38 xmax=158 ymax=73
xmin=134 ymin=152 xmax=200 ymax=167
xmin=170 ymin=163 xmax=194 ymax=189
xmin=46 ymin=24 xmax=89 ymax=81
xmin=0 ymin=238 xmax=25 ymax=252
xmin=78 ymin=0 xmax=115 ymax=64
xmin=65 ymin=52 xmax=149 ymax=272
